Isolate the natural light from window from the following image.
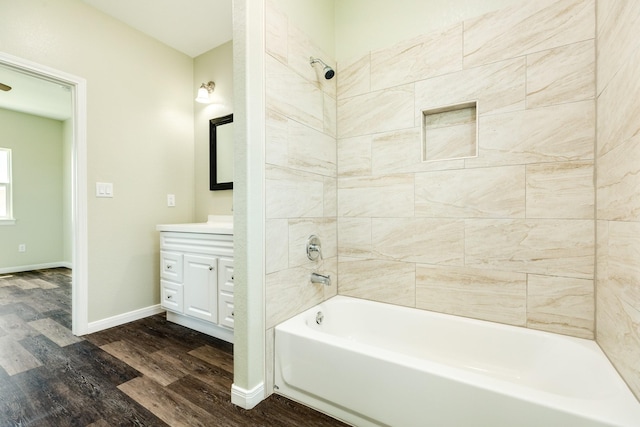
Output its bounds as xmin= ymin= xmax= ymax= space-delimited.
xmin=0 ymin=148 xmax=12 ymax=220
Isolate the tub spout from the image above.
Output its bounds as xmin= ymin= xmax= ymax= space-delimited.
xmin=311 ymin=272 xmax=331 ymax=286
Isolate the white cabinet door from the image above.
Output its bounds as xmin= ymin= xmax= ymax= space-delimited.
xmin=183 ymin=254 xmax=218 ymax=322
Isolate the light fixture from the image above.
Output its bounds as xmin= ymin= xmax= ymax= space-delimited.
xmin=195 ymin=81 xmax=215 ymax=103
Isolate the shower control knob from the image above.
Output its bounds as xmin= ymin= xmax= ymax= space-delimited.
xmin=306 ymin=235 xmax=323 ymax=261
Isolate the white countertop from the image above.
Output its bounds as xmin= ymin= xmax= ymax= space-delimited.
xmin=156 ymin=215 xmax=233 ymax=235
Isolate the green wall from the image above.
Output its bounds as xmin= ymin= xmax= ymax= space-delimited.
xmin=0 ymin=107 xmax=65 ymax=271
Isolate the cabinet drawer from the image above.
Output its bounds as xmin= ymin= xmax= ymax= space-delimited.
xmin=218 ymin=258 xmax=234 ymax=294
xmin=161 ymin=251 xmax=183 ymax=282
xmin=218 ymin=291 xmax=234 ymax=329
xmin=161 ymin=280 xmax=183 ymax=313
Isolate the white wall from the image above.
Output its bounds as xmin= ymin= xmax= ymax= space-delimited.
xmin=0 ymin=0 xmax=195 ymax=322
xmin=194 ymin=41 xmax=234 ymax=220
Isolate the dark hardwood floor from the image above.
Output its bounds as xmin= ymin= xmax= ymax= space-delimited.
xmin=0 ymin=269 xmax=348 ymax=426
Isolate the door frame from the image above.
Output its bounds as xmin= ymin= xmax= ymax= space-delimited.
xmin=0 ymin=51 xmax=88 ymax=335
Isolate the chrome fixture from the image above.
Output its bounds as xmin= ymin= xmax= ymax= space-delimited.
xmin=316 ymin=311 xmax=324 ymax=325
xmin=195 ymin=81 xmax=215 ymax=103
xmin=309 ymin=57 xmax=335 ymax=80
xmin=306 ymin=234 xmax=323 ymax=261
xmin=311 ymin=272 xmax=331 ymax=287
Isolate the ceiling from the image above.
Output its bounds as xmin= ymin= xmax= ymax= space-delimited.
xmin=0 ymin=0 xmax=232 ymax=121
xmin=81 ymin=0 xmax=233 ymax=58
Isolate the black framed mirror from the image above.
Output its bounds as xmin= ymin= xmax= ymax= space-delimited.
xmin=210 ymin=114 xmax=233 ymax=191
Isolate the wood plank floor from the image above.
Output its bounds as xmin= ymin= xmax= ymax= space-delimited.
xmin=0 ymin=269 xmax=349 ymax=426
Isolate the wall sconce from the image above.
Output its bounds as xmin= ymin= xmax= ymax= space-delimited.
xmin=195 ymin=81 xmax=215 ymax=103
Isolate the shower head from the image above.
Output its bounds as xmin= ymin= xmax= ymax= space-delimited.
xmin=310 ymin=57 xmax=335 ymax=80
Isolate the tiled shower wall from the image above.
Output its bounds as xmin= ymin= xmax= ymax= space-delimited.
xmin=264 ymin=0 xmax=338 ymax=333
xmin=337 ymin=0 xmax=596 ymax=339
xmin=596 ymin=1 xmax=640 ymax=399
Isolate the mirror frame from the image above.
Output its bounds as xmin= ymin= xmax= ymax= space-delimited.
xmin=209 ymin=113 xmax=234 ymax=191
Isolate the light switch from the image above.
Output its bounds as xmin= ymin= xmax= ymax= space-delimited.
xmin=167 ymin=194 xmax=176 ymax=207
xmin=96 ymin=182 xmax=113 ymax=198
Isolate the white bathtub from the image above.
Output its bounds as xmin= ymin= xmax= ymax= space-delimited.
xmin=274 ymin=296 xmax=640 ymax=427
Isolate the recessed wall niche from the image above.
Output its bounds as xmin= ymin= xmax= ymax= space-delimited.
xmin=422 ymin=101 xmax=478 ymax=162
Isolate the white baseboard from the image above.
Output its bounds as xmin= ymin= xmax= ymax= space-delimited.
xmin=0 ymin=262 xmax=72 ymax=275
xmin=86 ymin=304 xmax=165 ymax=334
xmin=231 ymin=382 xmax=265 ymax=409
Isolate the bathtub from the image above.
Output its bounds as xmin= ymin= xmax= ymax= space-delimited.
xmin=274 ymin=296 xmax=640 ymax=427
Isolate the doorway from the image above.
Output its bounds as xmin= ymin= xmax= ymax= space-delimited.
xmin=0 ymin=51 xmax=88 ymax=335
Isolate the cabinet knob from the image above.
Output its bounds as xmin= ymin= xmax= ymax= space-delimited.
xmin=167 ymin=265 xmax=172 ymax=270
xmin=231 ymin=311 xmax=234 ymax=317
xmin=167 ymin=295 xmax=172 ymax=299
xmin=231 ymin=275 xmax=234 ymax=280
xmin=209 ymin=266 xmax=214 ymax=271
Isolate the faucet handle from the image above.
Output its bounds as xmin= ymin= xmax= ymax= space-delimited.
xmin=306 ymin=235 xmax=323 ymax=261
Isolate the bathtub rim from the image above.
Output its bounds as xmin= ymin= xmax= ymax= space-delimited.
xmin=274 ymin=295 xmax=640 ymax=427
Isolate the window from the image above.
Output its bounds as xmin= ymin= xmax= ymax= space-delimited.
xmin=0 ymin=148 xmax=13 ymax=222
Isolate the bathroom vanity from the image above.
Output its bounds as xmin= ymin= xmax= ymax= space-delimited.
xmin=156 ymin=215 xmax=234 ymax=343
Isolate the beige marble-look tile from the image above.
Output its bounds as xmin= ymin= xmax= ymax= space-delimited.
xmin=265 ymin=0 xmax=288 ymax=64
xmin=265 ymin=164 xmax=324 ymax=219
xmin=596 ymin=0 xmax=616 ymax=32
xmin=607 ymin=221 xmax=640 ymax=294
xmin=416 ymin=264 xmax=526 ymax=326
xmin=596 ymin=279 xmax=640 ymax=399
xmin=596 ymin=0 xmax=640 ymax=95
xmin=266 ymin=54 xmax=324 ymax=132
xmin=424 ymin=107 xmax=477 ymax=162
xmin=28 ymin=318 xmax=82 ymax=347
xmin=463 ymin=0 xmax=595 ymax=68
xmin=288 ymin=218 xmax=337 ymax=268
xmin=323 ymin=92 xmax=337 ymax=138
xmin=337 ymin=84 xmax=414 ymax=139
xmin=338 ymin=257 xmax=415 ymax=307
xmin=526 ymin=39 xmax=595 ymax=109
xmin=337 ymin=174 xmax=414 ymax=217
xmin=415 ymin=57 xmax=526 ymax=118
xmin=527 ymin=274 xmax=594 ymax=339
xmin=323 ymin=175 xmax=337 ymax=217
xmin=286 ymin=118 xmax=336 ymax=177
xmin=321 ymin=256 xmax=339 ymax=300
xmin=597 ymin=133 xmax=640 ymax=221
xmin=467 ymin=100 xmax=595 ymax=167
xmin=265 ymin=219 xmax=288 ymax=274
xmin=370 ymin=23 xmax=463 ymax=92
xmin=337 ymin=134 xmax=372 ymax=177
xmin=0 ymin=336 xmax=42 ymax=375
xmin=415 ymin=166 xmax=526 ymax=218
xmin=265 ymin=327 xmax=275 ymax=396
xmin=526 ymin=161 xmax=594 ymax=219
xmin=372 ymin=218 xmax=465 ymax=265
xmin=265 ymin=108 xmax=289 ymax=168
xmin=338 ymin=53 xmax=370 ymax=100
xmin=266 ymin=264 xmax=325 ymax=329
xmin=287 ymin=24 xmax=337 ymax=100
xmin=337 ymin=217 xmax=372 ymax=258
xmin=371 ymin=127 xmax=465 ymax=175
xmin=465 ymin=219 xmax=594 ymax=279
xmin=597 ymin=46 xmax=640 ymax=156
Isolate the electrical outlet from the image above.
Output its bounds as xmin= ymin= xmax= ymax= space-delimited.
xmin=18 ymin=244 xmax=26 ymax=252
xmin=167 ymin=194 xmax=176 ymax=207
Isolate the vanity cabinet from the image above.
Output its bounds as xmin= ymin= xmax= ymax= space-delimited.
xmin=158 ymin=228 xmax=233 ymax=343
